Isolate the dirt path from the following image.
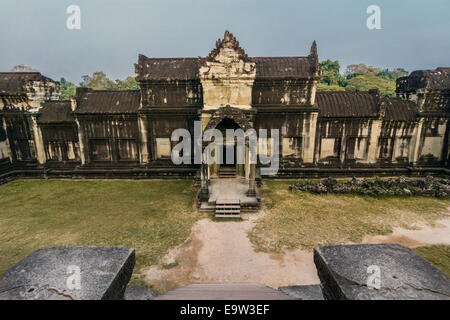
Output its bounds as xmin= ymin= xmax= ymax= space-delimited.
xmin=145 ymin=209 xmax=450 ymax=292
xmin=362 ymin=217 xmax=450 ymax=247
xmin=145 ymin=213 xmax=319 ymax=292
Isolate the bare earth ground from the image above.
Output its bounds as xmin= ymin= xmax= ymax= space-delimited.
xmin=145 ymin=208 xmax=450 ymax=293
xmin=145 ymin=212 xmax=319 ymax=292
xmin=363 ymin=216 xmax=450 ymax=247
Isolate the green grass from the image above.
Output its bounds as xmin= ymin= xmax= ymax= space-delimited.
xmin=249 ymin=180 xmax=450 ymax=252
xmin=415 ymin=245 xmax=450 ymax=277
xmin=0 ymin=180 xmax=200 ymax=286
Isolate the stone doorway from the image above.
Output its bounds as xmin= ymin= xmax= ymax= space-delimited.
xmin=198 ymin=106 xmax=258 ymax=211
xmin=212 ymin=117 xmax=245 ymax=178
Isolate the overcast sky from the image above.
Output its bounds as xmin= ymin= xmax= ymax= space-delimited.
xmin=1 ymin=0 xmax=449 ymax=83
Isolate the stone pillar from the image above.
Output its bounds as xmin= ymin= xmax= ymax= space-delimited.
xmin=138 ymin=114 xmax=149 ymax=164
xmin=199 ymin=158 xmax=209 ymax=201
xmin=411 ymin=118 xmax=424 ymax=165
xmin=367 ymin=119 xmax=382 ymax=164
xmin=247 ymin=163 xmax=256 ymax=197
xmin=1 ymin=116 xmax=12 ymax=161
xmin=31 ymin=115 xmax=46 ymax=165
xmin=75 ymin=118 xmax=87 ymax=165
xmin=247 ymin=140 xmax=256 ymax=197
xmin=303 ymin=112 xmax=318 ymax=163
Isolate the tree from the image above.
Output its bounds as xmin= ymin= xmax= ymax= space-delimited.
xmin=59 ymin=78 xmax=77 ymax=100
xmin=345 ymin=64 xmax=381 ymax=79
xmin=376 ymin=68 xmax=408 ymax=81
xmin=115 ymin=76 xmax=139 ymax=90
xmin=345 ymin=74 xmax=396 ymax=96
xmin=79 ymin=72 xmax=139 ymax=91
xmin=79 ymin=71 xmax=116 ymax=90
xmin=320 ymin=60 xmax=347 ymax=87
xmin=317 ymin=83 xmax=345 ymax=92
xmin=11 ymin=65 xmax=39 ymax=72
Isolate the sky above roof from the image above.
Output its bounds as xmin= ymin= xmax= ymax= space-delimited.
xmin=1 ymin=0 xmax=449 ymax=84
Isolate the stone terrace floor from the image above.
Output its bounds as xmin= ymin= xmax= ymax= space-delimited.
xmin=207 ymin=178 xmax=259 ymax=205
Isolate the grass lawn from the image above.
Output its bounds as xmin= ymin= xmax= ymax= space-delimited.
xmin=250 ymin=180 xmax=450 ymax=252
xmin=0 ymin=180 xmax=200 ymax=286
xmin=414 ymin=245 xmax=450 ymax=277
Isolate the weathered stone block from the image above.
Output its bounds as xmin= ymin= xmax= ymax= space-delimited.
xmin=0 ymin=246 xmax=135 ymax=300
xmin=278 ymin=285 xmax=324 ymax=300
xmin=314 ymin=244 xmax=450 ymax=300
xmin=124 ymin=285 xmax=159 ymax=300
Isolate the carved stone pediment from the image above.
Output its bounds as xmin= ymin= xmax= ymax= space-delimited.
xmin=200 ymin=31 xmax=256 ymax=110
xmin=205 ymin=30 xmax=253 ymax=63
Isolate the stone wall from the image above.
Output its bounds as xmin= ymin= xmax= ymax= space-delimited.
xmin=0 ymin=36 xmax=448 ymax=179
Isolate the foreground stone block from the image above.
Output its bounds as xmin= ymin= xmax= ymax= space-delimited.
xmin=124 ymin=285 xmax=159 ymax=300
xmin=278 ymin=285 xmax=324 ymax=300
xmin=0 ymin=246 xmax=135 ymax=300
xmin=314 ymin=244 xmax=450 ymax=300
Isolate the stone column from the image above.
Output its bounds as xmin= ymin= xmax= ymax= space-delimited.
xmin=31 ymin=115 xmax=46 ymax=165
xmin=75 ymin=118 xmax=87 ymax=165
xmin=138 ymin=114 xmax=149 ymax=164
xmin=247 ymin=141 xmax=256 ymax=197
xmin=303 ymin=112 xmax=318 ymax=163
xmin=247 ymin=164 xmax=256 ymax=197
xmin=1 ymin=116 xmax=12 ymax=161
xmin=367 ymin=119 xmax=382 ymax=164
xmin=199 ymin=156 xmax=209 ymax=201
xmin=411 ymin=118 xmax=424 ymax=165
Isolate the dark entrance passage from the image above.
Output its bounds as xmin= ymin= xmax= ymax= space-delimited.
xmin=222 ymin=144 xmax=236 ymax=167
xmin=215 ymin=117 xmax=242 ymax=177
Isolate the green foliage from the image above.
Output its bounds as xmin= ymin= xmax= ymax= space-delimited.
xmin=377 ymin=68 xmax=409 ymax=81
xmin=59 ymin=72 xmax=140 ymax=100
xmin=317 ymin=83 xmax=345 ymax=91
xmin=318 ymin=62 xmax=407 ymax=97
xmin=345 ymin=74 xmax=396 ymax=96
xmin=59 ymin=78 xmax=76 ymax=100
xmin=345 ymin=64 xmax=381 ymax=79
xmin=79 ymin=72 xmax=139 ymax=91
xmin=79 ymin=71 xmax=117 ymax=90
xmin=115 ymin=76 xmax=140 ymax=90
xmin=320 ymin=60 xmax=347 ymax=87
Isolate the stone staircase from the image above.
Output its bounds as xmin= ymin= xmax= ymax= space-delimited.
xmin=215 ymin=199 xmax=241 ymax=218
xmin=218 ymin=167 xmax=236 ymax=178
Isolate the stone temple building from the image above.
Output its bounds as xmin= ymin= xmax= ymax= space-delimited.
xmin=0 ymin=31 xmax=449 ymax=210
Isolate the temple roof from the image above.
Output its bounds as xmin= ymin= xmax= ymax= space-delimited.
xmin=253 ymin=57 xmax=318 ymax=79
xmin=397 ymin=67 xmax=450 ymax=92
xmin=135 ymin=31 xmax=320 ymax=81
xmin=136 ymin=55 xmax=319 ymax=81
xmin=316 ymin=91 xmax=419 ymax=121
xmin=0 ymin=72 xmax=55 ymax=96
xmin=38 ymin=101 xmax=74 ymax=123
xmin=135 ymin=56 xmax=201 ymax=81
xmin=316 ymin=91 xmax=380 ymax=118
xmin=382 ymin=98 xmax=418 ymax=121
xmin=75 ymin=90 xmax=140 ymax=114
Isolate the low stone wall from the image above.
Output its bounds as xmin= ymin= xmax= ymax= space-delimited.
xmin=0 ymin=246 xmax=135 ymax=300
xmin=289 ymin=175 xmax=450 ymax=197
xmin=313 ymin=244 xmax=450 ymax=300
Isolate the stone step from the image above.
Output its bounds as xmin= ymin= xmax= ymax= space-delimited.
xmin=216 ymin=206 xmax=240 ymax=210
xmin=215 ymin=214 xmax=241 ymax=218
xmin=218 ymin=174 xmax=236 ymax=178
xmin=216 ymin=199 xmax=240 ymax=205
xmin=155 ymin=284 xmax=295 ymax=300
xmin=218 ymin=167 xmax=237 ymax=178
xmin=215 ymin=199 xmax=240 ymax=218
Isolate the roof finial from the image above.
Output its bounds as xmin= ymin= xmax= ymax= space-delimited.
xmin=310 ymin=40 xmax=318 ymax=58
